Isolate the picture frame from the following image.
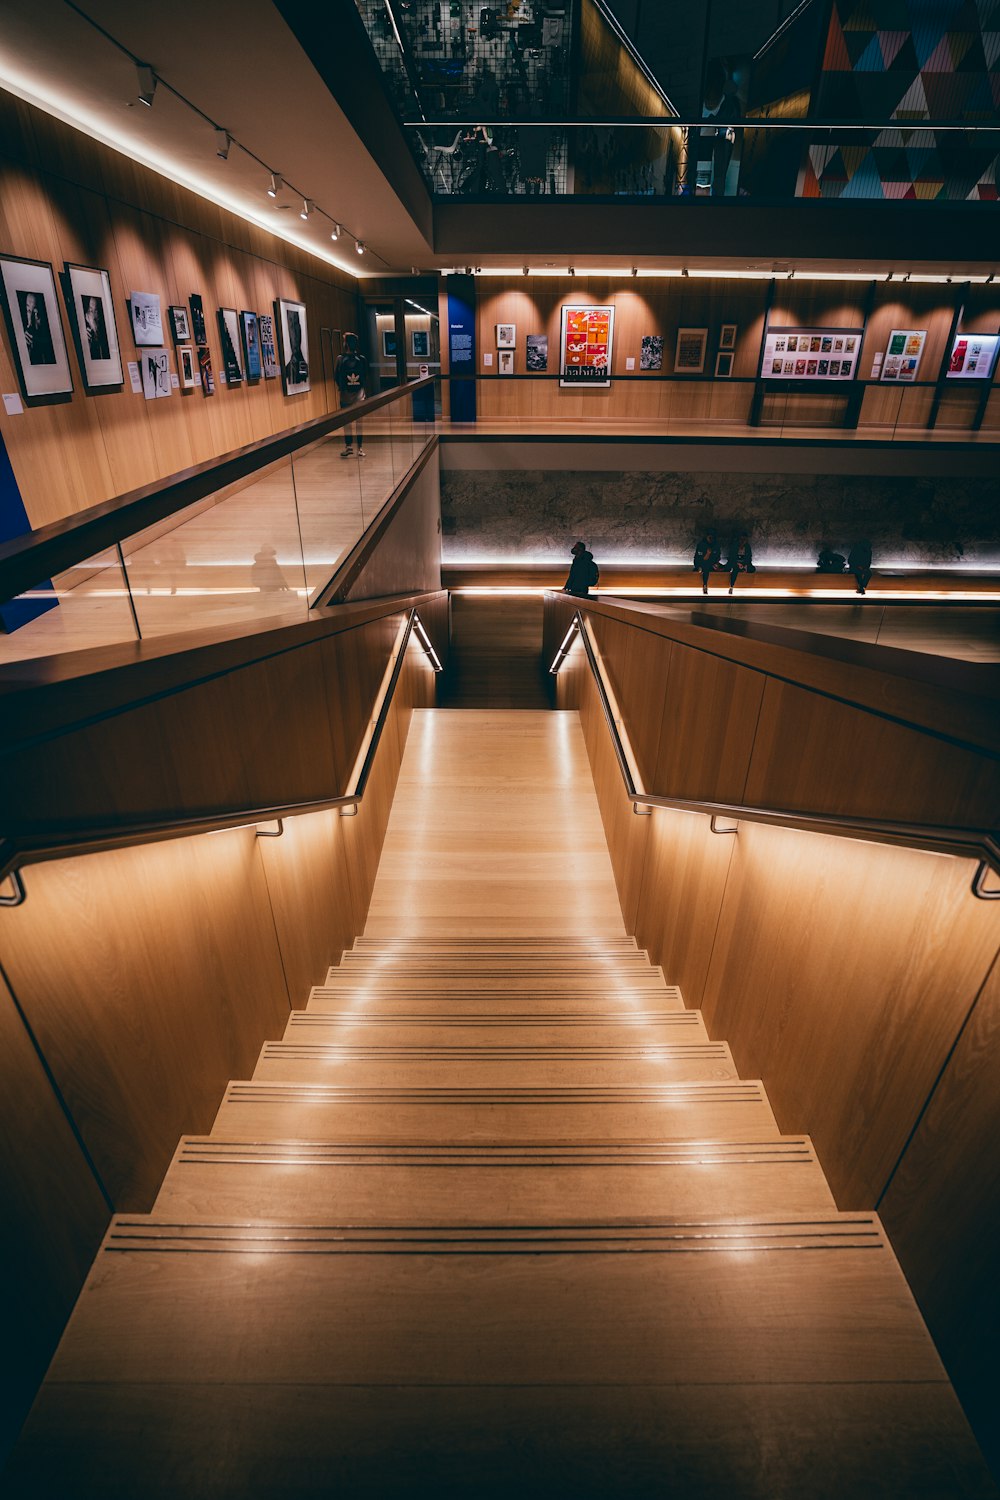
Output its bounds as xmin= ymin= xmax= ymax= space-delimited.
xmin=198 ymin=345 xmax=215 ymax=395
xmin=189 ymin=293 xmax=207 ymax=346
xmin=241 ymin=310 xmax=262 ymax=381
xmin=258 ymin=313 xmax=278 ymax=379
xmin=140 ymin=349 xmax=171 ymax=400
xmin=945 ymin=332 xmax=999 ymax=381
xmin=496 ymin=323 xmax=516 ymax=348
xmin=0 ymin=253 xmax=74 ymax=400
xmin=129 ymin=290 xmax=163 ymax=347
xmin=275 ymin=297 xmax=310 ymax=395
xmin=168 ymin=304 xmax=191 ymax=343
xmin=411 ymin=328 xmax=430 ymax=358
xmin=640 ymin=334 xmax=663 ymax=371
xmin=714 ymin=351 xmax=734 ymax=378
xmin=177 ymin=345 xmax=197 ymax=389
xmin=880 ymin=329 xmax=927 ymax=383
xmin=498 ymin=348 xmax=515 ymax=374
xmin=761 ymin=327 xmax=863 ymax=382
xmin=382 ymin=329 xmax=398 ymax=359
xmin=559 ymin=304 xmax=614 ymax=388
xmin=63 ymin=261 xmax=123 ymax=393
xmin=526 ymin=333 xmax=548 ymax=371
xmin=217 ymin=307 xmax=244 ymax=384
xmin=719 ymin=323 xmax=737 ymax=351
xmin=674 ymin=327 xmax=707 ymax=374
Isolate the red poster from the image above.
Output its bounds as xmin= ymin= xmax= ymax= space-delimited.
xmin=560 ymin=304 xmax=615 ymax=387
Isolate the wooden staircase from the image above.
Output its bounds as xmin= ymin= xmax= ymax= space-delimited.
xmin=8 ymin=938 xmax=994 ymax=1497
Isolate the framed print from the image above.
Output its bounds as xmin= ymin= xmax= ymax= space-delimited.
xmin=63 ymin=262 xmax=123 ymax=392
xmin=168 ymin=304 xmax=191 ymax=343
xmin=719 ymin=323 xmax=737 ymax=351
xmin=498 ymin=348 xmax=515 ymax=374
xmin=129 ymin=290 xmax=163 ymax=347
xmin=177 ymin=345 xmax=197 ymax=389
xmin=496 ymin=323 xmax=516 ymax=348
xmin=198 ymin=345 xmax=215 ymax=395
xmin=559 ymin=304 xmax=614 ymax=388
xmin=217 ymin=307 xmax=244 ymax=384
xmin=0 ymin=254 xmax=74 ymax=399
xmin=715 ymin=351 xmax=734 ymax=378
xmin=241 ymin=310 xmax=262 ymax=380
xmin=411 ymin=328 xmax=430 ymax=358
xmin=258 ymin=313 xmax=278 ymax=379
xmin=382 ymin=329 xmax=397 ymax=359
xmin=880 ymin=329 xmax=927 ymax=382
xmin=761 ymin=327 xmax=862 ymax=381
xmin=189 ymin=293 xmax=207 ymax=346
xmin=640 ymin=334 xmax=662 ymax=371
xmin=674 ymin=327 xmax=707 ymax=374
xmin=526 ymin=333 xmax=548 ymax=371
xmin=141 ymin=349 xmax=171 ymax=400
xmin=275 ymin=297 xmax=310 ymax=395
xmin=946 ymin=332 xmax=999 ymax=380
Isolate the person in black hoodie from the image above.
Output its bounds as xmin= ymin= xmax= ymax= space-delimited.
xmin=848 ymin=538 xmax=873 ymax=595
xmin=693 ymin=530 xmax=722 ymax=594
xmin=564 ymin=541 xmax=598 ymax=597
xmin=335 ymin=332 xmax=368 ymax=458
xmin=726 ymin=532 xmax=756 ymax=594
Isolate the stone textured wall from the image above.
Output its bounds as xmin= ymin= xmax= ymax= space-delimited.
xmin=441 ymin=467 xmax=1000 ymax=566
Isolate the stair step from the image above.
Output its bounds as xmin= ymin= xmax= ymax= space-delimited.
xmin=351 ymin=937 xmax=640 ymax=949
xmin=339 ymin=953 xmax=657 ymax=970
xmin=211 ymin=1079 xmax=779 ymax=1143
xmin=322 ymin=969 xmax=667 ymax=991
xmin=155 ymin=1135 xmax=836 ymax=1223
xmin=308 ymin=986 xmax=685 ymax=1013
xmin=284 ymin=1009 xmax=707 ymax=1047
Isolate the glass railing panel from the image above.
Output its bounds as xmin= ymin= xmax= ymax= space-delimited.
xmin=121 ymin=455 xmax=309 ymax=638
xmin=289 ymin=433 xmax=365 ymax=596
xmin=0 ymin=545 xmax=137 ymax=665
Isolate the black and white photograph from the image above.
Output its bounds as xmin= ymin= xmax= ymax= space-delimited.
xmin=129 ymin=290 xmax=163 ymax=347
xmin=189 ymin=293 xmax=207 ymax=346
xmin=258 ymin=312 xmax=278 ymax=378
xmin=178 ymin=345 xmax=197 ymax=389
xmin=0 ymin=254 xmax=74 ymax=399
xmin=496 ymin=323 xmax=516 ymax=348
xmin=168 ymin=304 xmax=191 ymax=343
xmin=63 ymin=262 xmax=123 ymax=392
xmin=241 ymin=310 xmax=262 ymax=380
xmin=275 ymin=297 xmax=310 ymax=395
xmin=715 ymin=350 xmax=734 ymax=378
xmin=640 ymin=334 xmax=663 ymax=371
xmin=411 ymin=328 xmax=429 ymax=358
xmin=217 ymin=307 xmax=244 ymax=384
xmin=141 ymin=349 xmax=172 ymax=400
xmin=198 ymin=344 xmax=215 ymax=395
xmin=719 ymin=323 xmax=738 ymax=351
xmin=526 ymin=333 xmax=548 ymax=371
xmin=498 ymin=348 xmax=515 ymax=374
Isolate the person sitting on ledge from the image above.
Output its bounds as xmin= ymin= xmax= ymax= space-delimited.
xmin=564 ymin=540 xmax=598 ymax=598
xmin=693 ymin=529 xmax=723 ymax=594
xmin=848 ymin=538 xmax=873 ymax=595
xmin=817 ymin=545 xmax=847 ymax=574
xmin=727 ymin=533 xmax=756 ymax=594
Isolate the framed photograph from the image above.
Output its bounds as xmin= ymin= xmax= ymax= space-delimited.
xmin=241 ymin=310 xmax=262 ymax=380
xmin=719 ymin=323 xmax=737 ymax=350
xmin=498 ymin=348 xmax=515 ymax=374
xmin=257 ymin=313 xmax=277 ymax=379
xmin=177 ymin=345 xmax=197 ymax=389
xmin=946 ymin=332 xmax=999 ymax=380
xmin=198 ymin=345 xmax=215 ymax=395
xmin=411 ymin=328 xmax=430 ymax=358
xmin=275 ymin=297 xmax=310 ymax=395
xmin=382 ymin=329 xmax=398 ymax=359
xmin=168 ymin=304 xmax=191 ymax=343
xmin=189 ymin=293 xmax=207 ymax=346
xmin=141 ymin=349 xmax=171 ymax=400
xmin=674 ymin=327 xmax=707 ymax=374
xmin=715 ymin=351 xmax=734 ymax=378
xmin=129 ymin=290 xmax=163 ymax=347
xmin=63 ymin=262 xmax=123 ymax=392
xmin=526 ymin=333 xmax=548 ymax=371
xmin=761 ymin=327 xmax=863 ymax=381
xmin=496 ymin=323 xmax=516 ymax=348
xmin=640 ymin=334 xmax=662 ymax=371
xmin=217 ymin=307 xmax=244 ymax=384
xmin=0 ymin=254 xmax=74 ymax=399
xmin=559 ymin=304 xmax=614 ymax=388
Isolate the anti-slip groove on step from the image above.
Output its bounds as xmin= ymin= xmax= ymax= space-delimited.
xmin=309 ymin=987 xmax=684 ymax=1003
xmin=176 ymin=1136 xmax=819 ymax=1167
xmin=225 ymin=1082 xmax=764 ymax=1104
xmin=288 ymin=1011 xmax=700 ymax=1028
xmin=262 ymin=1043 xmax=729 ymax=1061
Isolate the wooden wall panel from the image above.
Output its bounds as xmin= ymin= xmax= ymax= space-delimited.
xmin=633 ymin=806 xmax=736 ymax=1006
xmin=0 ymin=92 xmax=360 ymax=528
xmin=0 ymin=970 xmax=109 ymax=1459
xmin=652 ymin=642 xmax=765 ymax=804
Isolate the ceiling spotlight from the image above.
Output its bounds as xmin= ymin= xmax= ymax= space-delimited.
xmin=300 ymin=198 xmax=313 ymax=220
xmin=136 ymin=63 xmax=157 ymax=107
xmin=356 ymin=240 xmax=365 ymax=255
xmin=267 ymin=172 xmax=282 ymax=198
xmin=330 ymin=222 xmax=340 ymax=241
xmin=215 ymin=128 xmax=231 ymax=161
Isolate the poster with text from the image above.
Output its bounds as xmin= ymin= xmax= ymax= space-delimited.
xmin=946 ymin=333 xmax=1000 ymax=380
xmin=880 ymin=329 xmax=926 ymax=382
xmin=560 ymin=304 xmax=614 ymax=387
xmin=761 ymin=327 xmax=861 ymax=381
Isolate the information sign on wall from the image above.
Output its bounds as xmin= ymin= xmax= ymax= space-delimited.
xmin=880 ymin=329 xmax=927 ymax=382
xmin=945 ymin=333 xmax=1000 ymax=380
xmin=559 ymin=304 xmax=614 ymax=388
xmin=761 ymin=327 xmax=862 ymax=381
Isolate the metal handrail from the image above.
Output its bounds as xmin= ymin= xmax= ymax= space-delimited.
xmin=0 ymin=606 xmax=442 ymax=899
xmin=0 ymin=377 xmax=437 ymax=603
xmin=550 ymin=610 xmax=1000 ymax=900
